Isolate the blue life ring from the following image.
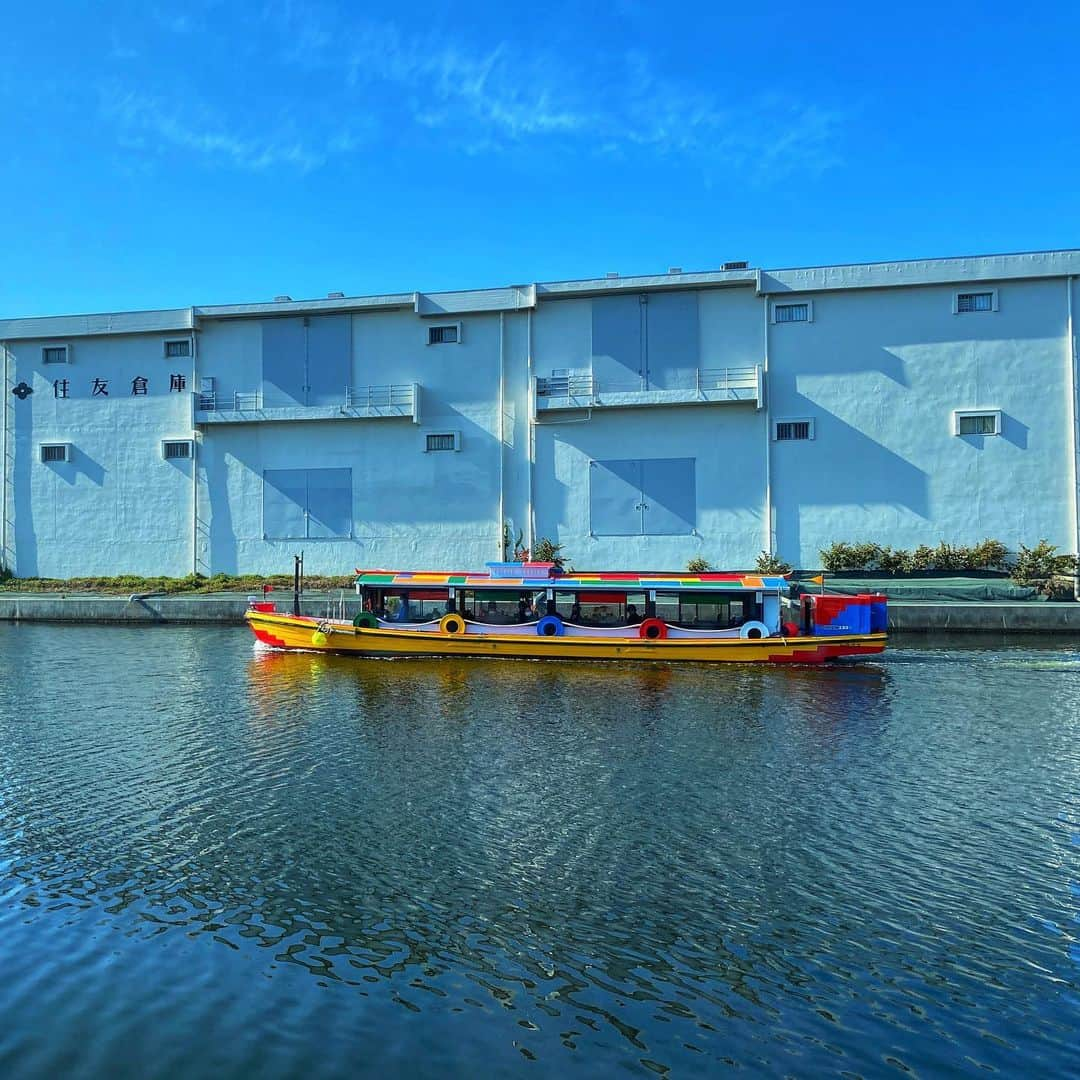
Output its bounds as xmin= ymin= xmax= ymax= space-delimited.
xmin=536 ymin=614 xmax=564 ymax=637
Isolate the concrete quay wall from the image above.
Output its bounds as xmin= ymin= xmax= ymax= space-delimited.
xmin=0 ymin=593 xmax=359 ymax=624
xmin=2 ymin=594 xmax=1080 ymax=633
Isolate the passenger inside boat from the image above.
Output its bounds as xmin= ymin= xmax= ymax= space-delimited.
xmin=556 ymin=592 xmax=646 ymax=626
xmin=457 ymin=589 xmax=532 ymax=625
xmin=375 ymin=590 xmax=450 ymax=623
xmin=654 ymin=592 xmax=760 ymax=629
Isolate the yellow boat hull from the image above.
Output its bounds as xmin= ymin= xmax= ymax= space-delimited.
xmin=246 ymin=610 xmax=886 ymax=664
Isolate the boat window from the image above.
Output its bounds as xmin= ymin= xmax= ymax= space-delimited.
xmin=383 ymin=590 xmax=448 ymax=622
xmin=464 ymin=589 xmax=532 ymax=624
xmin=655 ymin=592 xmax=755 ymax=629
xmin=556 ymin=591 xmax=646 ymax=626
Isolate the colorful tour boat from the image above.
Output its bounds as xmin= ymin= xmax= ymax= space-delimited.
xmin=245 ymin=562 xmax=887 ymax=664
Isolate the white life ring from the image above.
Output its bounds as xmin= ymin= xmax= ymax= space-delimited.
xmin=739 ymin=620 xmax=771 ymax=640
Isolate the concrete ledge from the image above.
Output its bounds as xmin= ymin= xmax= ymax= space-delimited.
xmin=888 ymin=601 xmax=1080 ymax=632
xmin=0 ymin=594 xmax=364 ymax=624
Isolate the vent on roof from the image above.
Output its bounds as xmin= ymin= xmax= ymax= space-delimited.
xmin=721 ymin=261 xmax=749 ymax=270
xmin=273 ymin=295 xmax=293 ymax=303
xmin=327 ymin=291 xmax=345 ymax=299
xmin=668 ymin=267 xmax=683 ymax=274
xmin=606 ymin=272 xmax=619 ymax=279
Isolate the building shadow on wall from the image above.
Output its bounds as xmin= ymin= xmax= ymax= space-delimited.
xmin=773 ymin=408 xmax=929 ymax=566
xmin=958 ymin=413 xmax=1028 ymax=450
xmin=202 ymin=441 xmax=238 ymax=574
xmin=48 ymin=448 xmax=106 ymax=487
xmin=12 ymin=406 xmax=35 ymax=576
xmin=819 ymin=346 xmax=910 ymax=386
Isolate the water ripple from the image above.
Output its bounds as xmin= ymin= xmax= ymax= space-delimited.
xmin=1 ymin=626 xmax=1079 ymax=1077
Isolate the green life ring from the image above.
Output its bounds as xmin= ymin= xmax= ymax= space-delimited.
xmin=353 ymin=611 xmax=379 ymax=629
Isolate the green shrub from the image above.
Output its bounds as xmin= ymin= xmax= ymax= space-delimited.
xmin=1010 ymin=540 xmax=1078 ymax=586
xmin=820 ymin=537 xmax=1012 ymax=574
xmin=820 ymin=542 xmax=883 ymax=571
xmin=754 ymin=551 xmax=792 ymax=574
xmin=908 ymin=544 xmax=936 ymax=571
xmin=686 ymin=556 xmax=711 ymax=573
xmin=877 ymin=547 xmax=911 ymax=574
xmin=969 ymin=538 xmax=1009 ymax=570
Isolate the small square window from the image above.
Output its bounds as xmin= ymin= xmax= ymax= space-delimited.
xmin=40 ymin=443 xmax=70 ymax=463
xmin=773 ymin=418 xmax=814 ymax=441
xmin=954 ymin=410 xmax=1001 ymax=436
xmin=162 ymin=440 xmax=193 ymax=460
xmin=954 ymin=289 xmax=997 ymax=314
xmin=772 ymin=301 xmax=812 ymax=324
xmin=425 ymin=432 xmax=460 ymax=452
xmin=427 ymin=324 xmax=460 ymax=345
xmin=164 ymin=339 xmax=191 ymax=358
xmin=42 ymin=345 xmax=69 ymax=364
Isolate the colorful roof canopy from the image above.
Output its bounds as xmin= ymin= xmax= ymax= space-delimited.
xmin=354 ymin=569 xmax=789 ymax=591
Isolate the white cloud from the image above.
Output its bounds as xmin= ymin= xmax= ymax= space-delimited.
xmin=101 ymin=5 xmax=845 ymax=178
xmin=102 ymin=89 xmax=326 ymax=172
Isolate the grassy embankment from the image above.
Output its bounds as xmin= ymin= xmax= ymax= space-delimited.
xmin=0 ymin=573 xmax=354 ymax=595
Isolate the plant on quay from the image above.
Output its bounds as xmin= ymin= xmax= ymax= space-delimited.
xmin=819 ymin=538 xmax=1011 ymax=574
xmin=755 ymin=551 xmax=793 ymax=574
xmin=1010 ymin=540 xmax=1078 ymax=596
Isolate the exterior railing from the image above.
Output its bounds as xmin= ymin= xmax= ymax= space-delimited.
xmin=536 ymin=367 xmax=759 ymax=399
xmin=344 ymin=384 xmax=415 ymax=410
xmin=197 ymin=390 xmax=261 ymax=411
xmin=197 ymin=384 xmax=415 ymax=412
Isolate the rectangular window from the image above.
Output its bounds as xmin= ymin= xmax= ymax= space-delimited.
xmin=954 ymin=410 xmax=1001 ymax=436
xmin=773 ymin=418 xmax=815 ymax=441
xmin=427 ymin=324 xmax=460 ymax=345
xmin=589 ymin=458 xmax=696 ymax=536
xmin=263 ymin=468 xmax=352 ymax=538
xmin=164 ymin=339 xmax=191 ymax=358
xmin=40 ymin=443 xmax=70 ymax=463
xmin=655 ymin=592 xmax=751 ymax=629
xmin=772 ymin=301 xmax=811 ymax=324
xmin=162 ymin=440 xmax=193 ymax=460
xmin=425 ymin=432 xmax=459 ymax=452
xmin=954 ymin=290 xmax=997 ymax=313
xmin=42 ymin=345 xmax=69 ymax=364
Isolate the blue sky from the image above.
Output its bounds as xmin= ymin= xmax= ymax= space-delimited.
xmin=2 ymin=1 xmax=1078 ymax=316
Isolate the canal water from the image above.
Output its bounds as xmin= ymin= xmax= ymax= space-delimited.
xmin=1 ymin=625 xmax=1078 ymax=1079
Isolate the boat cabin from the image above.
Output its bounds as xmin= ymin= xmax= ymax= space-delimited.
xmin=354 ymin=566 xmax=788 ymax=637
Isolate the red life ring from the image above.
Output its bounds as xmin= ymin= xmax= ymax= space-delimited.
xmin=638 ymin=618 xmax=668 ymax=641
xmin=781 ymin=621 xmax=799 ymax=637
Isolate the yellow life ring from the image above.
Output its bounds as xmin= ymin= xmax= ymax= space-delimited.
xmin=439 ymin=613 xmax=465 ymax=635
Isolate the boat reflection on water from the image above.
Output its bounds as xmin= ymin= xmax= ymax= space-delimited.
xmin=245 ymin=641 xmax=892 ymax=745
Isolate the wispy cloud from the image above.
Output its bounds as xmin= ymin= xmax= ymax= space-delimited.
xmin=101 ymin=3 xmax=845 ymax=178
xmin=102 ymin=88 xmax=327 ymax=172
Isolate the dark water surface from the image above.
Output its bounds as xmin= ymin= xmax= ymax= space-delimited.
xmin=1 ymin=625 xmax=1079 ymax=1078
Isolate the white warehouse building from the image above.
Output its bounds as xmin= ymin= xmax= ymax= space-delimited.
xmin=1 ymin=248 xmax=1078 ymax=579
